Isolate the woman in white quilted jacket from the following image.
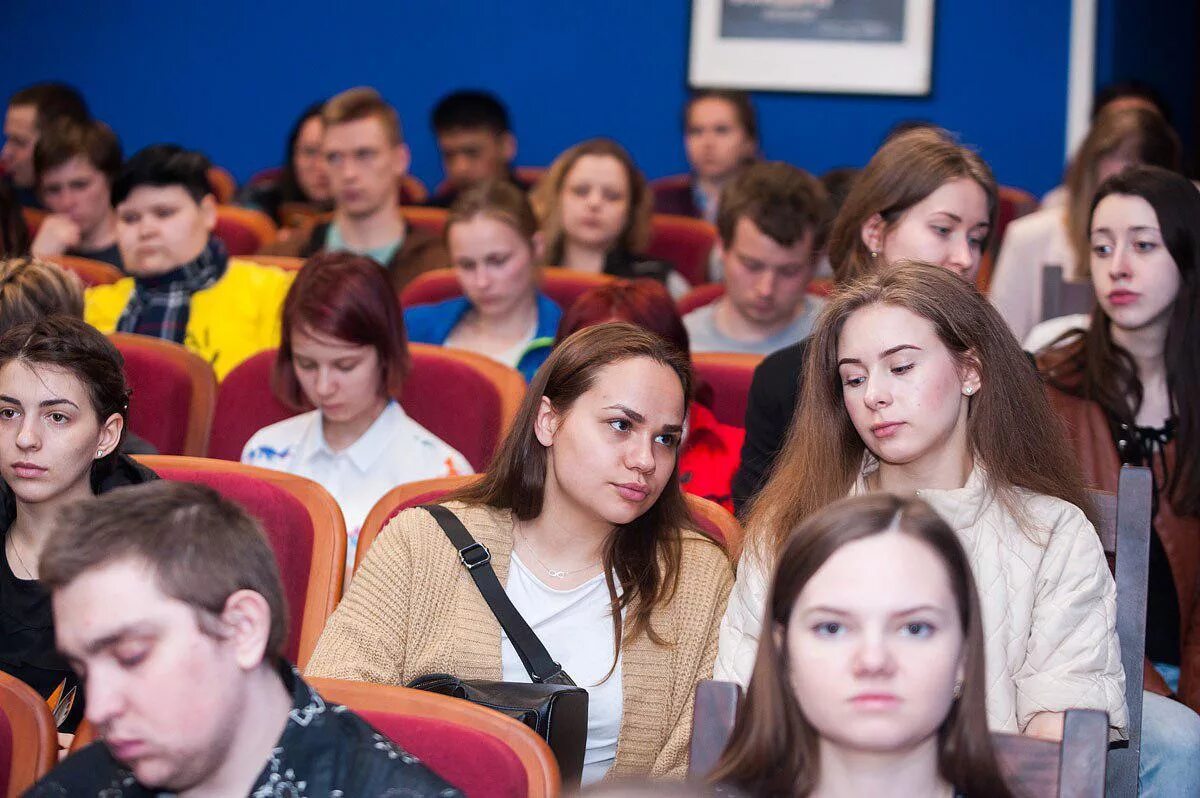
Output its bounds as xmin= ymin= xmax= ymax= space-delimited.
xmin=717 ymin=262 xmax=1127 ymax=745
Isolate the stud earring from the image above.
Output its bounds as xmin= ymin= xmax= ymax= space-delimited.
xmin=96 ymin=449 xmax=105 ymax=458
xmin=870 ymin=250 xmax=879 ymax=259
xmin=964 ymin=386 xmax=975 ymax=396
xmin=953 ymin=680 xmax=963 ymax=699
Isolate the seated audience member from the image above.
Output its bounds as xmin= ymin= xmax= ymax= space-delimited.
xmin=654 ymin=90 xmax=758 ymax=223
xmin=307 ymin=323 xmax=734 ymax=783
xmin=267 ymin=87 xmax=448 ymax=291
xmin=242 ymin=252 xmax=471 ymax=573
xmin=0 ymin=179 xmax=30 ymax=257
xmin=84 ymin=144 xmax=293 ymax=380
xmin=712 ymin=494 xmax=1014 ymax=798
xmin=30 ymin=119 xmax=124 ymax=269
xmin=1 ymin=82 xmax=90 ymax=208
xmin=0 ymin=316 xmax=156 ymax=736
xmin=991 ymin=106 xmax=1180 ymax=345
xmin=427 ymin=90 xmax=529 ymax=208
xmin=532 ymin=139 xmax=690 ymax=298
xmin=236 ymin=101 xmax=333 ymax=227
xmin=732 ymin=128 xmax=996 ymax=512
xmin=27 ymin=481 xmax=462 ymax=797
xmin=405 ymin=180 xmax=559 ymax=381
xmin=1039 ymin=166 xmax=1200 ymax=787
xmin=718 ymin=264 xmax=1127 ymax=742
xmin=556 ymin=280 xmax=744 ymax=513
xmin=682 ymin=162 xmax=828 ymax=355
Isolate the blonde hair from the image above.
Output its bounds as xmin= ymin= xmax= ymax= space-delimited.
xmin=322 ymin=86 xmax=403 ymax=145
xmin=0 ymin=257 xmax=84 ymax=331
xmin=530 ymin=139 xmax=652 ymax=265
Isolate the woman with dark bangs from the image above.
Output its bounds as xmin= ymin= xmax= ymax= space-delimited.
xmin=236 ymin=101 xmax=333 ymax=226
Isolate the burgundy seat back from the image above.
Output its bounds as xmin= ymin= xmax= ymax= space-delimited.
xmin=692 ymin=355 xmax=762 ymax=428
xmin=646 ymin=214 xmax=717 ymax=286
xmin=359 ymin=712 xmax=528 ymax=797
xmin=112 ymin=336 xmax=216 ymax=456
xmin=213 ymin=217 xmax=263 ymax=256
xmin=209 ymin=350 xmax=293 ymax=461
xmin=677 ymin=283 xmax=726 ymax=315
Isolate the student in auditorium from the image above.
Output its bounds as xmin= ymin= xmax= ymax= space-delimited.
xmin=427 ymin=90 xmax=530 ymax=208
xmin=531 ymin=138 xmax=690 ymax=298
xmin=653 ymin=90 xmax=759 ymax=224
xmin=555 ymin=279 xmax=745 ymax=513
xmin=30 ymin=118 xmax=124 ymax=269
xmin=682 ymin=161 xmax=828 ymax=356
xmin=990 ymin=105 xmax=1180 ymax=346
xmin=1 ymin=82 xmax=90 ymax=208
xmin=26 ymin=481 xmax=461 ymax=797
xmin=0 ymin=316 xmax=156 ymax=736
xmin=307 ymin=323 xmax=733 ymax=784
xmin=732 ymin=128 xmax=996 ymax=511
xmin=711 ymin=494 xmax=1014 ymax=798
xmin=264 ymin=87 xmax=449 ymax=291
xmin=236 ymin=100 xmax=333 ymax=228
xmin=717 ymin=263 xmax=1127 ymax=743
xmin=1038 ymin=166 xmax=1200 ymax=788
xmin=83 ymin=144 xmax=293 ymax=380
xmin=404 ymin=180 xmax=560 ymax=381
xmin=242 ymin=252 xmax=471 ymax=574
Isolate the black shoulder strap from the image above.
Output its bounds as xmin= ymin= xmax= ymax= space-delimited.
xmin=422 ymin=505 xmax=572 ymax=685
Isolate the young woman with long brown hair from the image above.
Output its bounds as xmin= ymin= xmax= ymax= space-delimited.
xmin=712 ymin=493 xmax=1013 ymax=798
xmin=307 ymin=323 xmax=733 ymax=783
xmin=717 ymin=262 xmax=1127 ymax=743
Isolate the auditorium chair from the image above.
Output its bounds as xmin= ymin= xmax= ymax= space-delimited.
xmin=43 ymin=253 xmax=122 ymax=287
xmin=19 ymin=207 xmax=47 ymax=238
xmin=207 ymin=344 xmax=525 ymax=471
xmin=400 ymin=206 xmax=449 ymax=239
xmin=214 ymin=205 xmax=277 ymax=255
xmin=310 ymin=678 xmax=560 ymax=798
xmin=399 ymin=266 xmax=614 ymax=312
xmin=0 ymin=672 xmax=57 ymax=798
xmin=237 ymin=254 xmax=306 ymax=271
xmin=692 ymin=352 xmax=764 ymax=429
xmin=975 ymin=184 xmax=1039 ymax=293
xmin=646 ymin=214 xmax=717 ymax=286
xmin=675 ymin=276 xmax=835 ymax=316
xmin=134 ymin=455 xmax=345 ymax=669
xmin=109 ymin=333 xmax=217 ymax=457
xmin=1040 ymin=264 xmax=1095 ymax=322
xmin=400 ymin=174 xmax=429 ymax=205
xmin=205 ymin=166 xmax=237 ymax=204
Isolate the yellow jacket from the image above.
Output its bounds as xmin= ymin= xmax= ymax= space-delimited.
xmin=85 ymin=258 xmax=294 ymax=380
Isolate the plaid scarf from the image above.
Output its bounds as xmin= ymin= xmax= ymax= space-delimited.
xmin=116 ymin=238 xmax=228 ymax=343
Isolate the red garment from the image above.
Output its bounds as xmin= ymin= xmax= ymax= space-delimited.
xmin=679 ymin=401 xmax=744 ymax=514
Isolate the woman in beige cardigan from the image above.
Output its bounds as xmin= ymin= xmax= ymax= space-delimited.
xmin=307 ymin=323 xmax=733 ymax=784
xmin=717 ymin=263 xmax=1127 ymax=743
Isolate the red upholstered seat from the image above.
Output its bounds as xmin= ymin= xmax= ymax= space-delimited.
xmin=646 ymin=214 xmax=717 ymax=286
xmin=401 ymin=206 xmax=448 ymax=239
xmin=109 ymin=333 xmax=217 ymax=456
xmin=214 ymin=205 xmax=277 ymax=255
xmin=208 ymin=345 xmax=524 ymax=472
xmin=676 ymin=283 xmax=726 ymax=315
xmin=401 ymin=266 xmax=613 ymax=312
xmin=134 ymin=455 xmax=345 ymax=669
xmin=692 ymin=352 xmax=763 ymax=429
xmin=44 ymin=254 xmax=122 ymax=287
xmin=0 ymin=671 xmax=57 ymax=797
xmin=976 ymin=184 xmax=1038 ymax=293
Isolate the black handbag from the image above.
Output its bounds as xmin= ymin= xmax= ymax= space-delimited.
xmin=406 ymin=505 xmax=590 ymax=787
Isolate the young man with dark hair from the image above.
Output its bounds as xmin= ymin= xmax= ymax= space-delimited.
xmin=682 ymin=161 xmax=828 ymax=355
xmin=268 ymin=87 xmax=448 ymax=291
xmin=427 ymin=90 xmax=524 ymax=207
xmin=30 ymin=119 xmax=124 ymax=268
xmin=84 ymin=144 xmax=293 ymax=379
xmin=1 ymin=82 xmax=90 ymax=208
xmin=27 ymin=480 xmax=461 ymax=797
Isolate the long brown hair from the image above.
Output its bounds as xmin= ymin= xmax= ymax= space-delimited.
xmin=747 ymin=262 xmax=1095 ymax=554
xmin=711 ymin=494 xmax=1013 ymax=798
xmin=1043 ymin=165 xmax=1200 ymax=515
xmin=827 ymin=129 xmax=997 ymax=284
xmin=453 ymin=322 xmax=695 ymax=647
xmin=1063 ymin=106 xmax=1180 ymax=279
xmin=530 ymin=138 xmax=653 ymax=265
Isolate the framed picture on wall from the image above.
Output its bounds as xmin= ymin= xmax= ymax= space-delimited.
xmin=688 ymin=0 xmax=935 ymax=96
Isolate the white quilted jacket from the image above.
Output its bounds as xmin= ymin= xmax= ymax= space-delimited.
xmin=715 ymin=463 xmax=1129 ymax=737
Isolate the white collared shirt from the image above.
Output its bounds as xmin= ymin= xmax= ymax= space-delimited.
xmin=241 ymin=401 xmax=473 ymax=574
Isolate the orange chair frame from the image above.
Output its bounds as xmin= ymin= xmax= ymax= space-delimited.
xmin=216 ymin=205 xmax=278 ymax=250
xmin=20 ymin=207 xmax=47 ymax=236
xmin=400 ymin=266 xmax=614 ymax=309
xmin=400 ymin=206 xmax=449 ymax=238
xmin=206 ymin=166 xmax=238 ymax=204
xmin=44 ymin=254 xmax=123 ymax=287
xmin=309 ymin=677 xmax=560 ymax=798
xmin=0 ymin=672 xmax=57 ymax=798
xmin=133 ymin=455 xmax=345 ymax=668
xmin=109 ymin=333 xmax=217 ymax=457
xmin=400 ymin=174 xmax=430 ymax=205
xmin=236 ymin=254 xmax=306 ymax=271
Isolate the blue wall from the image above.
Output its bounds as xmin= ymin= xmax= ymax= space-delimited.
xmin=0 ymin=2 xmax=1074 ymax=195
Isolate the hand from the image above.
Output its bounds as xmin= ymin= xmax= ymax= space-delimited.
xmin=31 ymin=214 xmax=82 ymax=256
xmin=1024 ymin=711 xmax=1065 ymax=741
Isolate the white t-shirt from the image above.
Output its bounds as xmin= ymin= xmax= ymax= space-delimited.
xmin=241 ymin=401 xmax=473 ymax=574
xmin=500 ymin=552 xmax=623 ymax=785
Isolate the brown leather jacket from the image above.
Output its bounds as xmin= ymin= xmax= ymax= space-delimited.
xmin=1041 ymin=376 xmax=1200 ymax=712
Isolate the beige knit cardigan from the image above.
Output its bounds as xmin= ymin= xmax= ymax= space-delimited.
xmin=306 ymin=501 xmax=734 ymax=779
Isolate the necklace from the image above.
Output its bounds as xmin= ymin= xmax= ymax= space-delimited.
xmin=515 ymin=528 xmax=600 ymax=580
xmin=6 ymin=535 xmax=33 ymax=580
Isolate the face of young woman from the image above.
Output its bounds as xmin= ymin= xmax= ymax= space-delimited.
xmin=447 ymin=215 xmax=539 ymax=320
xmin=536 ymin=356 xmax=685 ymax=528
xmin=1089 ymin=193 xmax=1181 ymax=333
xmin=559 ymin=155 xmax=631 ymax=252
xmin=866 ymin=178 xmax=990 ymax=281
xmin=0 ymin=361 xmax=121 ymax=506
xmin=785 ymin=529 xmax=965 ymax=753
xmin=837 ymin=304 xmax=978 ymax=473
xmin=290 ymin=326 xmax=386 ymax=429
xmin=292 ymin=115 xmax=331 ymax=203
xmin=685 ymin=97 xmax=755 ymax=182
